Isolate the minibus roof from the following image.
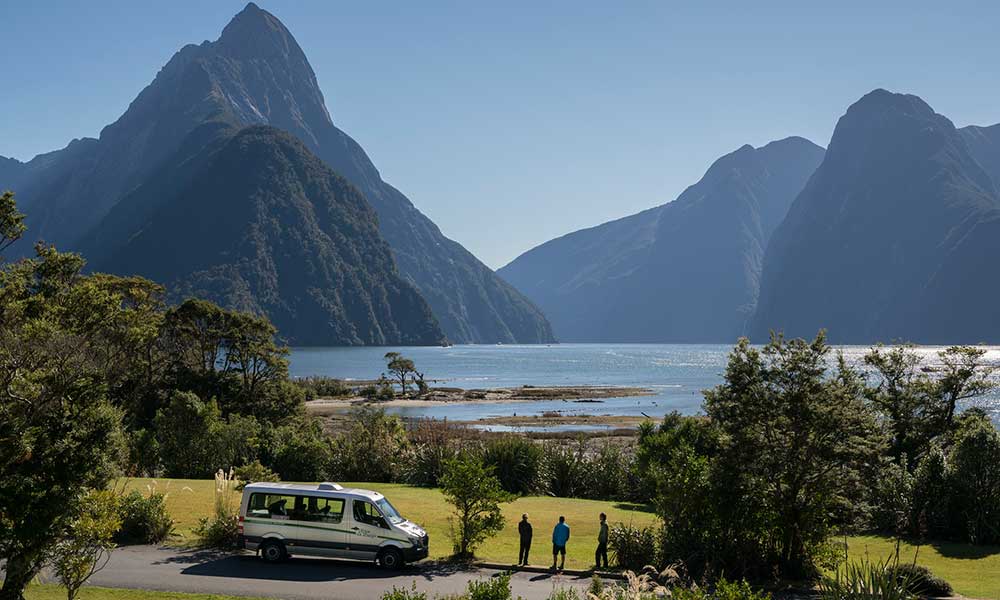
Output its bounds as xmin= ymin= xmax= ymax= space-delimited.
xmin=242 ymin=482 xmax=384 ymax=501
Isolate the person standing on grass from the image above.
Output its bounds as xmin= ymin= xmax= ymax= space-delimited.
xmin=595 ymin=513 xmax=609 ymax=570
xmin=551 ymin=515 xmax=570 ymax=570
xmin=518 ymin=513 xmax=533 ymax=566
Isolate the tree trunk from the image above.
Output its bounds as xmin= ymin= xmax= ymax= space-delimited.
xmin=0 ymin=555 xmax=38 ymax=600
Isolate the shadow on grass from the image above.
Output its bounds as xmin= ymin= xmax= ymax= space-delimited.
xmin=927 ymin=539 xmax=1000 ymax=560
xmin=852 ymin=534 xmax=1000 ymax=561
xmin=612 ymin=502 xmax=654 ymax=514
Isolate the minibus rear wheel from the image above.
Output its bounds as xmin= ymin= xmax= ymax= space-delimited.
xmin=260 ymin=540 xmax=287 ymax=564
xmin=377 ymin=547 xmax=404 ymax=570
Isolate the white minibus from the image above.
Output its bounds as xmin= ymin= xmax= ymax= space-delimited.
xmin=238 ymin=482 xmax=429 ymax=569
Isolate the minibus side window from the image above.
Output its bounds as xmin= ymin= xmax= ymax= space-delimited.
xmin=248 ymin=493 xmax=296 ymax=519
xmin=303 ymin=497 xmax=345 ymax=524
xmin=352 ymin=499 xmax=389 ymax=529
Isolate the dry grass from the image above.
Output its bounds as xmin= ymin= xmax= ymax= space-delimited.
xmin=122 ymin=478 xmax=656 ymax=570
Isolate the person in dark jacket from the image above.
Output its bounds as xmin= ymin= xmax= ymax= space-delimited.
xmin=595 ymin=512 xmax=609 ymax=569
xmin=518 ymin=513 xmax=532 ymax=566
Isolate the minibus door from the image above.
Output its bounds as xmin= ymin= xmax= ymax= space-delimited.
xmin=347 ymin=498 xmax=390 ymax=559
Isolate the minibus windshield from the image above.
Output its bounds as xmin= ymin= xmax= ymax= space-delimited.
xmin=375 ymin=498 xmax=404 ymax=524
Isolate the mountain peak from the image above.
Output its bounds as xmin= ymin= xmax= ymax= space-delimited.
xmin=217 ymin=2 xmax=296 ymax=59
xmin=848 ymin=88 xmax=937 ymax=121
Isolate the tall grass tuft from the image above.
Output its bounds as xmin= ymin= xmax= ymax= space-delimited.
xmin=819 ymin=556 xmax=916 ymax=600
xmin=194 ymin=468 xmax=241 ymax=548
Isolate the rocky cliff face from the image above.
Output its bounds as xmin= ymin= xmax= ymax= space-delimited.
xmin=752 ymin=90 xmax=1000 ymax=343
xmin=4 ymin=2 xmax=553 ymax=344
xmin=499 ymin=137 xmax=824 ymax=342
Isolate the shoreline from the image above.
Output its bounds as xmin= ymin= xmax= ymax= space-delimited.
xmin=305 ymin=384 xmax=653 ymax=415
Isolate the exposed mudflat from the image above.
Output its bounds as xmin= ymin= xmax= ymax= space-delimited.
xmin=305 ymin=385 xmax=653 ymax=416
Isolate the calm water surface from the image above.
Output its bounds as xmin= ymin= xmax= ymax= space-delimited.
xmin=289 ymin=344 xmax=1000 ymax=422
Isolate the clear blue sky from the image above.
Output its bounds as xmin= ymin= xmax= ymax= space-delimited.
xmin=2 ymin=1 xmax=998 ymax=268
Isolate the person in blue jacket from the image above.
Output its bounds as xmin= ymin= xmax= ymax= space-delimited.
xmin=551 ymin=515 xmax=570 ymax=571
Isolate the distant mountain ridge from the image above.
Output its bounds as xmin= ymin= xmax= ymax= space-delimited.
xmin=499 ymin=136 xmax=824 ymax=342
xmin=3 ymin=2 xmax=553 ymax=345
xmin=751 ymin=89 xmax=1000 ymax=343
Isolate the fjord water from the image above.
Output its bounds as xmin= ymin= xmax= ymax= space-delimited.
xmin=290 ymin=344 xmax=1000 ymax=422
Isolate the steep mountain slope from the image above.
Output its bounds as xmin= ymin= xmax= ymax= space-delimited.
xmin=93 ymin=125 xmax=444 ymax=346
xmin=0 ymin=156 xmax=26 ymax=191
xmin=960 ymin=123 xmax=1000 ymax=189
xmin=6 ymin=2 xmax=552 ymax=344
xmin=499 ymin=137 xmax=824 ymax=342
xmin=752 ymin=90 xmax=1000 ymax=343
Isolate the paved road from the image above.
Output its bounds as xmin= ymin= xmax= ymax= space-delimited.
xmin=51 ymin=546 xmax=594 ymax=600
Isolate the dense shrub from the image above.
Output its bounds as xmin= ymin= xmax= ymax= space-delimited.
xmin=234 ymin=460 xmax=279 ymax=490
xmin=404 ymin=419 xmax=462 ymax=487
xmin=467 ymin=572 xmax=512 ymax=600
xmin=362 ymin=377 xmax=395 ymax=401
xmin=294 ymin=376 xmax=352 ymax=400
xmin=380 ymin=584 xmax=428 ymax=600
xmin=406 ymin=442 xmax=458 ymax=487
xmin=608 ymin=523 xmax=661 ymax=571
xmin=269 ymin=420 xmax=330 ymax=482
xmin=126 ymin=428 xmax=160 ymax=477
xmin=546 ymin=442 xmax=587 ymax=498
xmin=711 ymin=578 xmax=772 ymax=600
xmin=154 ymin=391 xmax=263 ymax=478
xmin=329 ymin=407 xmax=409 ymax=482
xmin=910 ymin=446 xmax=950 ymax=538
xmin=547 ymin=588 xmax=582 ymax=600
xmin=870 ymin=457 xmax=915 ymax=534
xmin=115 ymin=491 xmax=173 ymax=545
xmin=480 ymin=436 xmax=547 ymax=495
xmin=894 ymin=563 xmax=953 ymax=598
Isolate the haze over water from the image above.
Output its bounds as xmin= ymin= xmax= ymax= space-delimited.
xmin=290 ymin=344 xmax=1000 ymax=423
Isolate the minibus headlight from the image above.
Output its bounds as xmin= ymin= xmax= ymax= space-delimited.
xmin=408 ymin=536 xmax=422 ymax=548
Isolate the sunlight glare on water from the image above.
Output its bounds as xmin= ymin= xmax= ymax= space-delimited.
xmin=288 ymin=344 xmax=1000 ymax=422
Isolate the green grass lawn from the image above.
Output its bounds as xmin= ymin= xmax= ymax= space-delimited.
xmin=846 ymin=535 xmax=1000 ymax=599
xmin=123 ymin=477 xmax=657 ymax=571
xmin=122 ymin=478 xmax=1000 ymax=597
xmin=26 ymin=584 xmax=268 ymax=600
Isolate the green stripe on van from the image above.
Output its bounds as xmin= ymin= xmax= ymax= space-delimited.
xmin=243 ymin=518 xmax=409 ymax=543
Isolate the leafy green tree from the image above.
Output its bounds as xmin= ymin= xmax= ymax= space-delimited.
xmin=702 ymin=333 xmax=884 ymax=578
xmin=864 ymin=345 xmax=937 ymax=462
xmin=52 ymin=490 xmax=121 ymax=600
xmin=935 ymin=346 xmax=994 ymax=431
xmin=154 ymin=391 xmax=220 ymax=477
xmin=153 ymin=391 xmax=261 ymax=478
xmin=160 ymin=299 xmax=301 ymax=421
xmin=268 ymin=419 xmax=330 ymax=482
xmin=0 ymin=243 xmax=127 ymax=600
xmin=0 ymin=190 xmax=25 ymax=257
xmin=440 ymin=453 xmax=514 ymax=557
xmin=946 ymin=410 xmax=1000 ymax=544
xmin=384 ymin=351 xmax=416 ymax=394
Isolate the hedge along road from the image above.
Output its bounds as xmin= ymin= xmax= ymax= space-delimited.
xmin=37 ymin=545 xmax=594 ymax=600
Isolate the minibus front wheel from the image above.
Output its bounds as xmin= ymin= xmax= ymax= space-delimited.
xmin=377 ymin=547 xmax=404 ymax=570
xmin=260 ymin=539 xmax=287 ymax=564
